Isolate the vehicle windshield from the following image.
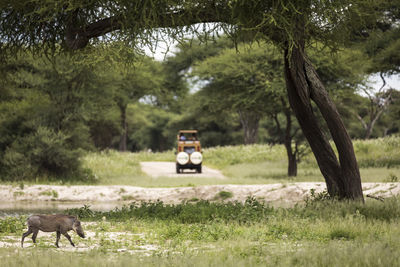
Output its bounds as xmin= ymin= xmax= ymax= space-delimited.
xmin=179 ymin=132 xmax=198 ymax=141
xmin=184 ymin=147 xmax=195 ymax=154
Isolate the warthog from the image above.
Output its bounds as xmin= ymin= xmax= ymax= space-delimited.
xmin=21 ymin=214 xmax=85 ymax=248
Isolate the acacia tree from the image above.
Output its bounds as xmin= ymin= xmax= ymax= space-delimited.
xmin=266 ymin=96 xmax=306 ymax=177
xmin=355 ymin=13 xmax=400 ymax=139
xmin=355 ymin=79 xmax=394 ymax=139
xmin=2 ymin=0 xmax=389 ymax=199
xmin=193 ymin=42 xmax=305 ymax=176
xmin=192 ymin=44 xmax=278 ymax=145
xmin=105 ymin=57 xmax=164 ymax=151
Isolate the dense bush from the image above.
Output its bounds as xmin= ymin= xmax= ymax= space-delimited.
xmin=0 ymin=54 xmax=103 ymax=182
xmin=0 ymin=127 xmax=93 ymax=181
xmin=0 ymin=216 xmax=26 ymax=233
xmin=67 ymin=197 xmax=275 ymax=223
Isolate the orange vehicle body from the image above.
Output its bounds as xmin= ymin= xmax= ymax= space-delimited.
xmin=177 ymin=130 xmax=201 ymax=153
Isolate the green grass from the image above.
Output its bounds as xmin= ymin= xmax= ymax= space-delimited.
xmin=79 ymin=136 xmax=400 ymax=186
xmin=215 ymin=191 xmax=234 ymax=200
xmin=2 ymin=198 xmax=400 ymax=266
xmin=3 ymin=136 xmax=400 ymax=186
xmin=38 ymin=190 xmax=59 ymax=198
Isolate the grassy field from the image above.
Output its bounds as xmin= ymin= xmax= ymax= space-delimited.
xmin=74 ymin=136 xmax=400 ymax=186
xmin=1 ymin=136 xmax=399 ymax=187
xmin=1 ymin=198 xmax=400 ymax=266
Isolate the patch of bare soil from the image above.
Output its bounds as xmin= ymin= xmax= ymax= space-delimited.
xmin=1 ymin=230 xmax=158 ymax=255
xmin=1 ymin=182 xmax=399 ymax=206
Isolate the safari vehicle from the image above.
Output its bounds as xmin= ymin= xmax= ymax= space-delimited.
xmin=176 ymin=130 xmax=202 ymax=173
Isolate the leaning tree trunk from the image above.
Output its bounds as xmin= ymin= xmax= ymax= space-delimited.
xmin=238 ymin=110 xmax=261 ymax=145
xmin=283 ymin=44 xmax=363 ymax=200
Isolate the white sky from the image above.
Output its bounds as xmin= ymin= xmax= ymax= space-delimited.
xmin=368 ymin=73 xmax=400 ymax=91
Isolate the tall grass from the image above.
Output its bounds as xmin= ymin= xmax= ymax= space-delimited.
xmin=64 ymin=196 xmax=400 ymax=223
xmin=353 ymin=136 xmax=400 ymax=167
xmin=203 ymin=144 xmax=287 ymax=168
xmin=84 ymin=136 xmax=400 ymax=170
xmin=205 ymin=136 xmax=400 ymax=168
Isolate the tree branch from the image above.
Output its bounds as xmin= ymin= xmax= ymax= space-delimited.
xmin=378 ymin=72 xmax=386 ymax=94
xmin=65 ymin=6 xmax=230 ymax=50
xmin=352 ymin=111 xmax=368 ymax=130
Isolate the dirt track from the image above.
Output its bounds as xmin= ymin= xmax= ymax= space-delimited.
xmin=140 ymin=161 xmax=225 ymax=179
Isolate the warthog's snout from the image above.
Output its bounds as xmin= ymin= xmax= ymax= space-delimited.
xmin=73 ymin=220 xmax=85 ymax=239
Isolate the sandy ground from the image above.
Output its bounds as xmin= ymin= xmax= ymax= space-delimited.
xmin=1 ymin=182 xmax=399 ymax=207
xmin=1 ymin=228 xmax=158 ymax=254
xmin=140 ymin=161 xmax=225 ymax=179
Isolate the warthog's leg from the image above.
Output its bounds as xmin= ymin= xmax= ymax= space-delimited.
xmin=55 ymin=231 xmax=61 ymax=248
xmin=21 ymin=227 xmax=33 ymax=247
xmin=62 ymin=232 xmax=75 ymax=247
xmin=31 ymin=229 xmax=39 ymax=244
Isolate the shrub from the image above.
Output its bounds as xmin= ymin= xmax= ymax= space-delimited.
xmin=65 ymin=204 xmax=95 ymax=219
xmin=329 ymin=228 xmax=356 ymax=240
xmin=292 ymin=196 xmax=400 ymax=222
xmin=67 ymin=197 xmax=275 ymax=224
xmin=0 ymin=127 xmax=92 ymax=182
xmin=215 ymin=191 xmax=234 ymax=200
xmin=0 ymin=216 xmax=26 ymax=233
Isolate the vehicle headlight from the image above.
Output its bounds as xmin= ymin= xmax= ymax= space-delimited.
xmin=190 ymin=152 xmax=202 ymax=165
xmin=176 ymin=152 xmax=189 ymax=165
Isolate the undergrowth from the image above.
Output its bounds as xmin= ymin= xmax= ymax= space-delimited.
xmin=64 ymin=196 xmax=400 ymax=223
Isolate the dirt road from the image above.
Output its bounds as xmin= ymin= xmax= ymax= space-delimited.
xmin=140 ymin=161 xmax=225 ymax=179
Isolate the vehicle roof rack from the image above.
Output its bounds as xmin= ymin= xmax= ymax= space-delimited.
xmin=179 ymin=130 xmax=198 ymax=134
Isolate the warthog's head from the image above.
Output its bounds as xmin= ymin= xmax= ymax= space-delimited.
xmin=72 ymin=219 xmax=85 ymax=238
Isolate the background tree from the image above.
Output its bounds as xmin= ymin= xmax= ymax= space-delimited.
xmin=353 ymin=5 xmax=400 ymax=138
xmin=0 ymin=52 xmax=109 ymax=181
xmin=192 ymin=44 xmax=279 ymax=145
xmin=105 ymin=56 xmax=165 ymax=151
xmin=355 ymin=81 xmax=394 ymax=139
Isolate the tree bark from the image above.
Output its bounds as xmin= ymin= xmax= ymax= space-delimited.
xmin=284 ymin=44 xmax=363 ymax=200
xmin=238 ymin=110 xmax=260 ymax=145
xmin=118 ymin=104 xmax=128 ymax=152
xmin=283 ymin=109 xmax=297 ymax=177
xmin=287 ymin=151 xmax=297 ymax=177
xmin=271 ymin=104 xmax=298 ymax=177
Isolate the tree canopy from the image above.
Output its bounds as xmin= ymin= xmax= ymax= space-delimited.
xmin=0 ymin=0 xmax=388 ymax=53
